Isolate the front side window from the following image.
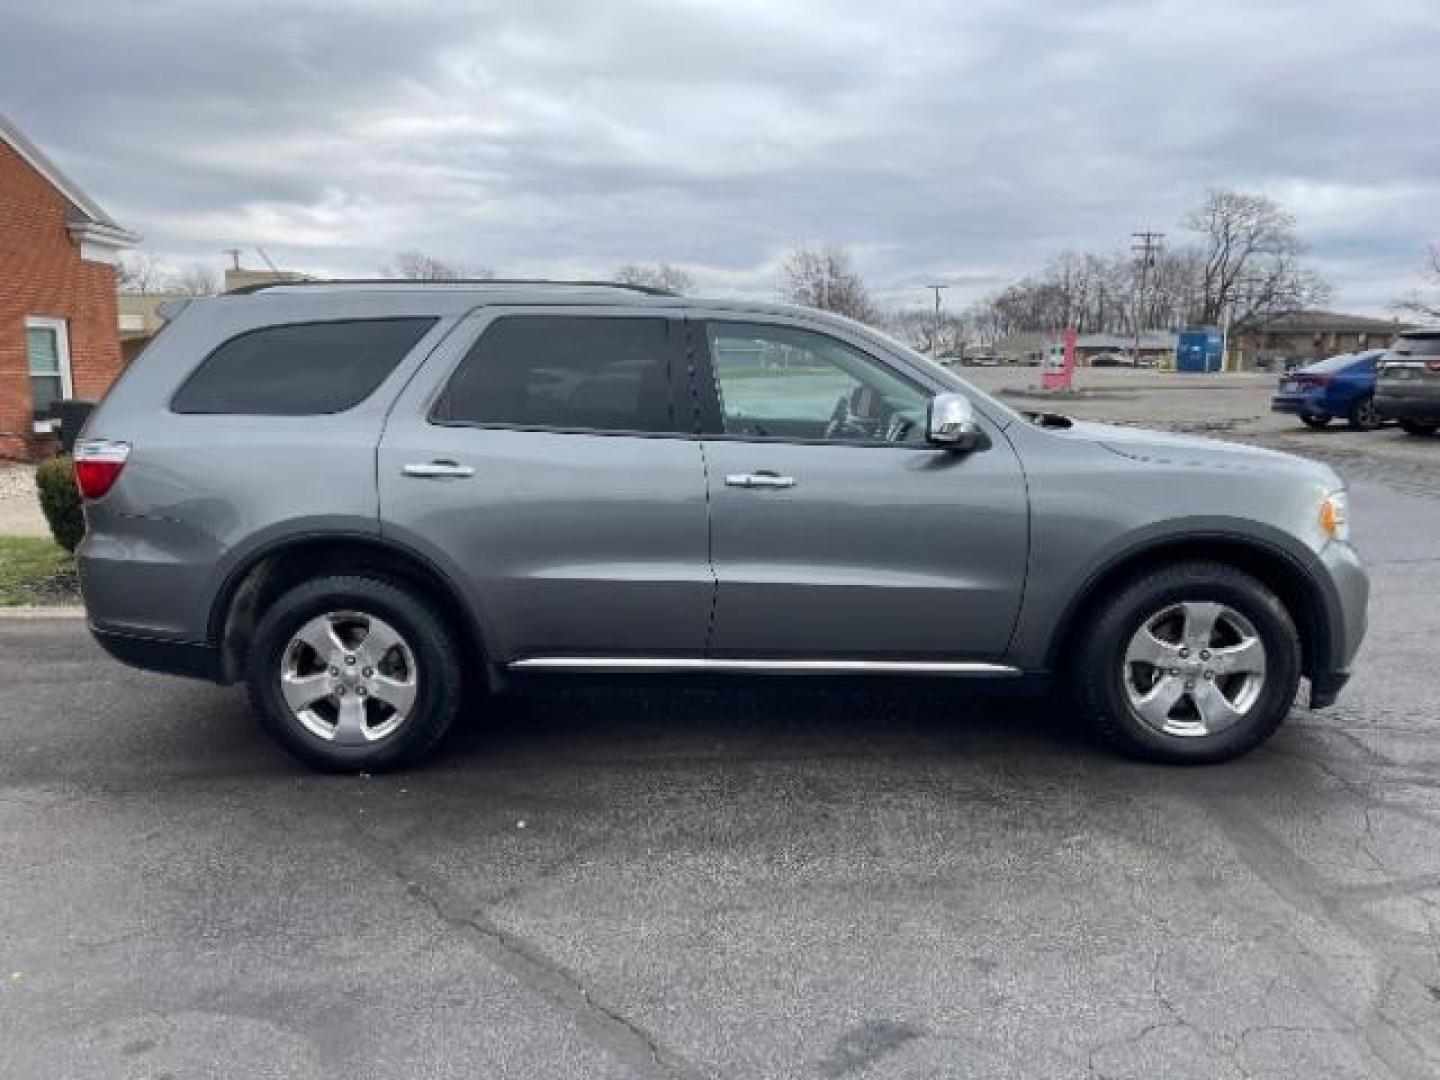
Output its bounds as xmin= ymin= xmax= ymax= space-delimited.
xmin=25 ymin=318 xmax=71 ymax=419
xmin=704 ymin=322 xmax=929 ymax=444
xmin=172 ymin=318 xmax=436 ymax=415
xmin=434 ymin=315 xmax=678 ymax=434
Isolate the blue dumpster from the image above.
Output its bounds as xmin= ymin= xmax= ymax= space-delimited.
xmin=1176 ymin=328 xmax=1223 ymax=373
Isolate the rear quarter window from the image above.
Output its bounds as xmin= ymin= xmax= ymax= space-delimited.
xmin=171 ymin=318 xmax=437 ymax=415
xmin=1391 ymin=335 xmax=1440 ymax=358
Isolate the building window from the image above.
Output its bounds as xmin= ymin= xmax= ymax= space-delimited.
xmin=25 ymin=317 xmax=73 ymax=430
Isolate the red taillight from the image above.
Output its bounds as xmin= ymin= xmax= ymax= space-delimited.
xmin=1427 ymin=360 xmax=1440 ymax=373
xmin=73 ymin=440 xmax=130 ymax=500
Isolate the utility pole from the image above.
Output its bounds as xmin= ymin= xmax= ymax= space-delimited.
xmin=926 ymin=284 xmax=949 ymax=362
xmin=1131 ymin=231 xmax=1164 ymax=364
xmin=222 ymin=248 xmax=243 ymax=271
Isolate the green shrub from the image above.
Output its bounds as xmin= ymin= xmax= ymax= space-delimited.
xmin=35 ymin=455 xmax=85 ymax=553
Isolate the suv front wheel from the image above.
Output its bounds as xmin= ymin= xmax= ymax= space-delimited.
xmin=246 ymin=574 xmax=463 ymax=772
xmin=1072 ymin=561 xmax=1302 ymax=764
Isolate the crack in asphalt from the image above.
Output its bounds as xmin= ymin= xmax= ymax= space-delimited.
xmin=335 ymin=804 xmax=712 ymax=1080
xmin=1193 ymin=790 xmax=1440 ymax=1079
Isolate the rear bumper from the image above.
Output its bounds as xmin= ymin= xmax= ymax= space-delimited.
xmin=90 ymin=625 xmax=223 ymax=683
xmin=1375 ymin=393 xmax=1440 ymax=423
xmin=1271 ymin=393 xmax=1328 ymax=416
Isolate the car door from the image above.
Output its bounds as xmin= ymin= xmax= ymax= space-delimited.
xmin=693 ymin=315 xmax=1029 ymax=662
xmin=377 ymin=306 xmax=713 ymax=663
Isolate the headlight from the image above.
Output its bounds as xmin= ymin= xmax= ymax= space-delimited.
xmin=1319 ymin=490 xmax=1350 ymax=542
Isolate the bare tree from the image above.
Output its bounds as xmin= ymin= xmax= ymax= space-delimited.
xmin=976 ymin=188 xmax=1330 ymax=337
xmin=383 ymin=251 xmax=493 ymax=280
xmin=887 ymin=306 xmax=968 ymax=358
xmin=613 ymin=262 xmax=695 ymax=294
xmin=115 ymin=252 xmax=168 ymax=293
xmin=1182 ymin=188 xmax=1330 ymax=328
xmin=779 ymin=245 xmax=880 ymax=324
xmin=1393 ymin=244 xmax=1440 ymax=321
xmin=171 ymin=263 xmax=220 ymax=296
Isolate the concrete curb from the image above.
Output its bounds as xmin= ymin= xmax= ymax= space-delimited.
xmin=0 ymin=605 xmax=86 ymax=619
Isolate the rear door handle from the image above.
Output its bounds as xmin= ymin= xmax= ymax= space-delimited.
xmin=725 ymin=472 xmax=796 ymax=489
xmin=402 ymin=461 xmax=475 ymax=479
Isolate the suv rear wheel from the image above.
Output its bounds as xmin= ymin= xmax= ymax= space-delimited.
xmin=1072 ymin=561 xmax=1301 ymax=764
xmin=1399 ymin=420 xmax=1437 ymax=436
xmin=246 ymin=574 xmax=463 ymax=772
xmin=1300 ymin=413 xmax=1330 ymax=429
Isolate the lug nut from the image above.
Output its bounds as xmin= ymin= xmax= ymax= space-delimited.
xmin=356 ymin=686 xmax=367 ymax=697
xmin=1185 ymin=680 xmax=1196 ymax=690
xmin=1178 ymin=648 xmax=1190 ymax=659
xmin=345 ymin=656 xmax=356 ymax=666
xmin=335 ymin=686 xmax=346 ymax=696
xmin=362 ymin=668 xmax=374 ymax=678
xmin=329 ymin=666 xmax=340 ymax=677
xmin=1169 ymin=667 xmax=1180 ymax=677
xmin=1203 ymin=670 xmax=1215 ymax=680
xmin=1200 ymin=650 xmax=1211 ymax=661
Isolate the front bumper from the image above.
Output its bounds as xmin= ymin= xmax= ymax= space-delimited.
xmin=1309 ymin=539 xmax=1369 ymax=709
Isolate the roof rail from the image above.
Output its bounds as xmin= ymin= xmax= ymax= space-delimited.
xmin=225 ymin=277 xmax=679 ymax=297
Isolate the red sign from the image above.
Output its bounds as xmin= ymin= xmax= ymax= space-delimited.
xmin=1041 ymin=326 xmax=1077 ymax=391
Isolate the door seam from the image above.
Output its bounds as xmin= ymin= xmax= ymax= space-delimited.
xmin=689 ymin=319 xmax=721 ymax=655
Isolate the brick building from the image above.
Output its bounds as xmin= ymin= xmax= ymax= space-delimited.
xmin=1 ymin=114 xmax=137 ymax=459
xmin=1233 ymin=310 xmax=1413 ymax=370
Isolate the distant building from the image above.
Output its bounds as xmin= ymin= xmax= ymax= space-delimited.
xmin=117 ymin=291 xmax=190 ymax=365
xmin=117 ymin=265 xmax=316 ymax=365
xmin=1234 ymin=310 xmax=1413 ymax=370
xmin=223 ymin=266 xmax=313 ymax=292
xmin=995 ymin=329 xmax=1176 ymax=366
xmin=1 ymin=114 xmax=137 ymax=459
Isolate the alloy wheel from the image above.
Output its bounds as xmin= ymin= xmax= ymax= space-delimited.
xmin=1121 ymin=601 xmax=1268 ymax=737
xmin=279 ymin=610 xmax=418 ymax=744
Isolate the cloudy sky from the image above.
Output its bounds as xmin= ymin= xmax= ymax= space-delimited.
xmin=3 ymin=0 xmax=1437 ymax=315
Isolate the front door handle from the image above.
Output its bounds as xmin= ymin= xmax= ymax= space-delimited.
xmin=725 ymin=472 xmax=796 ymax=489
xmin=402 ymin=461 xmax=475 ymax=479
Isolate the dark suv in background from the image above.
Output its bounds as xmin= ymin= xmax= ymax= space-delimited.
xmin=1376 ymin=330 xmax=1440 ymax=435
xmin=73 ymin=281 xmax=1367 ymax=772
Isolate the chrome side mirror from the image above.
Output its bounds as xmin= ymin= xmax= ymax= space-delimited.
xmin=927 ymin=392 xmax=986 ymax=451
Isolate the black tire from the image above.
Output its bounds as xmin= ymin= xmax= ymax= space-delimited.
xmin=1347 ymin=395 xmax=1379 ymax=430
xmin=1299 ymin=413 xmax=1330 ymax=429
xmin=246 ymin=574 xmax=463 ymax=773
xmin=1071 ymin=561 xmax=1302 ymax=765
xmin=1399 ymin=420 xmax=1438 ymax=437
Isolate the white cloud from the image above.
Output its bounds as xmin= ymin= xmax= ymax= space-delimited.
xmin=2 ymin=0 xmax=1436 ymax=313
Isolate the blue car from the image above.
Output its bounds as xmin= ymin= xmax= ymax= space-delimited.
xmin=1271 ymin=349 xmax=1388 ymax=430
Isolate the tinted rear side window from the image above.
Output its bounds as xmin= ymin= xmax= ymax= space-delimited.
xmin=172 ymin=318 xmax=437 ymax=415
xmin=434 ymin=315 xmax=679 ymax=433
xmin=1392 ymin=334 xmax=1440 ymax=358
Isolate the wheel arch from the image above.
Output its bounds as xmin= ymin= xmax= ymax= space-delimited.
xmin=209 ymin=532 xmax=490 ymax=687
xmin=1045 ymin=531 xmax=1334 ymax=687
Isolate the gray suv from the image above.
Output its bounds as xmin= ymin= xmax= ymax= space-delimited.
xmin=75 ymin=281 xmax=1368 ymax=772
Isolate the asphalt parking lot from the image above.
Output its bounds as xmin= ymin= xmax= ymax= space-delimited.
xmin=3 ymin=380 xmax=1439 ymax=1078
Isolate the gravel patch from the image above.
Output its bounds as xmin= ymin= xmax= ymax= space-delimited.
xmin=0 ymin=465 xmax=48 ymax=537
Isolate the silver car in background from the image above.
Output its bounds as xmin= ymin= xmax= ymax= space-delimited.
xmin=73 ymin=281 xmax=1367 ymax=772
